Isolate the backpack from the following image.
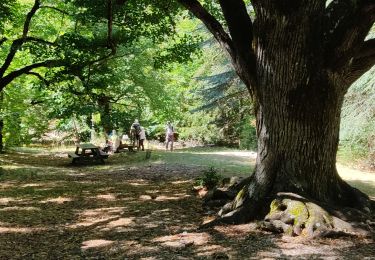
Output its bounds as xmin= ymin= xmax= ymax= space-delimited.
xmin=133 ymin=123 xmax=141 ymax=135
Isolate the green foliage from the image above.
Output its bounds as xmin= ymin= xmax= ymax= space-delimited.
xmin=340 ymin=66 xmax=375 ymax=162
xmin=1 ymin=78 xmax=50 ymax=147
xmin=195 ymin=166 xmax=222 ymax=189
xmin=239 ymin=115 xmax=257 ymax=150
xmin=190 ymin=32 xmax=253 ymax=146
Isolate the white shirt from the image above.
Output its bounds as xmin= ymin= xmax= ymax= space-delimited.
xmin=166 ymin=125 xmax=174 ymax=135
xmin=139 ymin=129 xmax=146 ymax=140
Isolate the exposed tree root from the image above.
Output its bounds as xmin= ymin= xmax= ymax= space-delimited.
xmin=200 ymin=181 xmax=375 ymax=238
xmin=259 ymin=192 xmax=374 ymax=238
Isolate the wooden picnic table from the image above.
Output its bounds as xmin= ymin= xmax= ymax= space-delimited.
xmin=68 ymin=143 xmax=108 ymax=165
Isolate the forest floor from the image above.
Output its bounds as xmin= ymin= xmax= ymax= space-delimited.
xmin=0 ymin=147 xmax=374 ymax=259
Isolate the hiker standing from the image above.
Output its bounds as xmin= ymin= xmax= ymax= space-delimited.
xmin=165 ymin=121 xmax=174 ymax=151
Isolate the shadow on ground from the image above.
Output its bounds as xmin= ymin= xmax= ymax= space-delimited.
xmin=0 ymin=151 xmax=374 ymax=259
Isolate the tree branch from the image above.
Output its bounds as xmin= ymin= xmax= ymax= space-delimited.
xmin=39 ymin=5 xmax=71 ymax=16
xmin=0 ymin=0 xmax=40 ymax=78
xmin=0 ymin=37 xmax=6 ymax=46
xmin=177 ymin=0 xmax=235 ymax=57
xmin=178 ymin=0 xmax=257 ymax=94
xmin=355 ymin=38 xmax=375 ymax=59
xmin=25 ymin=71 xmax=49 ymax=85
xmin=324 ymin=0 xmax=375 ymax=71
xmin=0 ymin=60 xmax=63 ymax=92
xmin=218 ymin=0 xmax=257 ymax=93
xmin=218 ymin=0 xmax=253 ymax=55
xmin=346 ymin=39 xmax=375 ymax=84
xmin=25 ymin=36 xmax=56 ymax=46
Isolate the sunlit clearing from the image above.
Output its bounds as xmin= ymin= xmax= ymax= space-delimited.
xmin=338 ymin=164 xmax=375 ymax=196
xmin=152 ymin=232 xmax=210 ymax=248
xmin=69 ymin=207 xmax=125 ymax=229
xmin=81 ymin=239 xmax=114 ymax=250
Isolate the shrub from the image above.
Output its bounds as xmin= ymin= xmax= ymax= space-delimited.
xmin=196 ymin=166 xmax=221 ymax=189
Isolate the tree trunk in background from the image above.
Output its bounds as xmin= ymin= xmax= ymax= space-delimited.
xmin=98 ymin=95 xmax=112 ymax=134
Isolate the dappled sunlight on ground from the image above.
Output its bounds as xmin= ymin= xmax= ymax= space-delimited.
xmin=69 ymin=207 xmax=126 ymax=229
xmin=81 ymin=239 xmax=114 ymax=250
xmin=41 ymin=196 xmax=73 ymax=204
xmin=0 ymin=206 xmax=40 ymax=211
xmin=107 ymin=217 xmax=134 ymax=228
xmin=171 ymin=180 xmax=191 ymax=185
xmin=195 ymin=244 xmax=231 ymax=257
xmin=0 ymin=149 xmax=374 ymax=258
xmin=128 ymin=181 xmax=149 ymax=186
xmin=0 ymin=197 xmax=16 ymax=205
xmin=0 ymin=226 xmax=47 ymax=234
xmin=137 ymin=193 xmax=151 ymax=199
xmin=95 ymin=194 xmax=117 ymax=201
xmin=152 ymin=232 xmax=211 ymax=247
xmin=119 ymin=241 xmax=159 ymax=256
xmin=154 ymin=194 xmax=191 ymax=201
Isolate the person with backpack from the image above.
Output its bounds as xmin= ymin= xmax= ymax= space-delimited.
xmin=130 ymin=119 xmax=141 ymax=149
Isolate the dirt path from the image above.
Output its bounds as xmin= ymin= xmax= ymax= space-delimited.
xmin=0 ymin=151 xmax=374 ymax=259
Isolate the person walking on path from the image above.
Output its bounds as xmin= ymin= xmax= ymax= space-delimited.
xmin=165 ymin=121 xmax=174 ymax=151
xmin=138 ymin=127 xmax=146 ymax=151
xmin=130 ymin=119 xmax=141 ymax=148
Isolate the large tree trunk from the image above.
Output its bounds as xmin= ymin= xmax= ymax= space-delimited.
xmin=251 ymin=1 xmax=356 ymax=206
xmin=199 ymin=1 xmax=374 ymax=235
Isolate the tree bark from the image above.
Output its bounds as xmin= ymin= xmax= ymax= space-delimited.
xmin=181 ymin=0 xmax=375 ymax=229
